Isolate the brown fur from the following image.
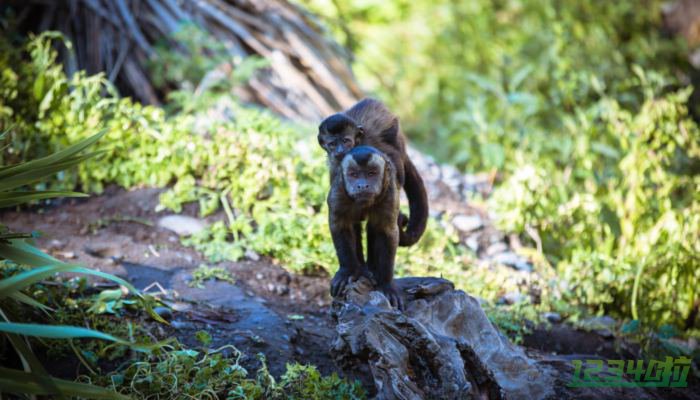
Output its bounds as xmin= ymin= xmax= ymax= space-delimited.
xmin=327 ymin=146 xmax=403 ymax=309
xmin=318 ymin=98 xmax=429 ymax=247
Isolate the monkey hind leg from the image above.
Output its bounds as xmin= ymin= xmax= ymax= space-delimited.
xmin=366 ymin=223 xmax=403 ymax=310
xmin=354 ymin=222 xmax=371 ymax=280
xmin=329 ymin=222 xmax=365 ymax=297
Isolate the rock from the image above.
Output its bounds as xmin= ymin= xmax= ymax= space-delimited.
xmin=580 ymin=316 xmax=618 ymax=338
xmin=170 ymin=320 xmax=193 ymax=329
xmin=579 ymin=316 xmax=616 ymax=331
xmin=440 ymin=164 xmax=464 ymax=194
xmin=596 ymin=329 xmax=614 ymax=339
xmin=464 ymin=235 xmax=479 ymax=252
xmin=543 ymin=312 xmax=562 ymax=323
xmin=499 ymin=291 xmax=527 ymax=305
xmin=491 ymin=251 xmax=533 ymax=272
xmin=49 ymin=239 xmax=65 ymax=250
xmin=485 ymin=242 xmax=508 ymax=256
xmin=157 ymin=215 xmax=207 ymax=236
xmin=245 ymin=249 xmax=260 ymax=261
xmin=451 ymin=214 xmax=483 ymax=232
xmin=153 ymin=306 xmax=173 ymax=321
xmin=331 ymin=277 xmax=554 ymax=400
xmin=58 ymin=251 xmax=76 ymax=259
xmin=167 ymin=302 xmax=192 ymax=312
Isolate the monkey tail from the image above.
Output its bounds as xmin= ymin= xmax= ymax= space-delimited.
xmin=398 ymin=158 xmax=429 ymax=246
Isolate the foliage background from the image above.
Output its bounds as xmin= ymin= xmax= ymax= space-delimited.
xmin=300 ymin=0 xmax=700 ymax=332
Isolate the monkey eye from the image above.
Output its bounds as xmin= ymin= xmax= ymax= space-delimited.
xmin=343 ymin=138 xmax=352 ymax=144
xmin=367 ymin=170 xmax=376 ymax=177
xmin=349 ymin=172 xmax=359 ymax=178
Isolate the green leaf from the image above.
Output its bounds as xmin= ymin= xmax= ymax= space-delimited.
xmin=591 ymin=142 xmax=620 ymax=159
xmin=0 ymin=333 xmax=58 ymax=394
xmin=0 ymin=152 xmax=100 ymax=191
xmin=0 ymin=367 xmax=129 ymax=399
xmin=0 ymin=130 xmax=105 ymax=179
xmin=0 ymin=322 xmax=167 ymax=352
xmin=8 ymin=292 xmax=54 ymax=313
xmin=195 ymin=330 xmax=212 ymax=346
xmin=621 ymin=319 xmax=640 ymax=334
xmin=0 ymin=265 xmax=71 ymax=298
xmin=0 ymin=191 xmax=88 ymax=208
xmin=0 ymin=240 xmax=63 ymax=267
xmin=0 ymin=240 xmax=168 ymax=324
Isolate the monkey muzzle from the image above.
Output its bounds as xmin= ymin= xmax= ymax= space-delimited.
xmin=348 ymin=186 xmax=379 ymax=203
xmin=333 ymin=146 xmax=347 ymax=160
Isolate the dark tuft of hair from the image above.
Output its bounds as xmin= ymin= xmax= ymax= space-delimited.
xmin=347 ymin=145 xmax=382 ymax=165
xmin=319 ymin=113 xmax=357 ymax=134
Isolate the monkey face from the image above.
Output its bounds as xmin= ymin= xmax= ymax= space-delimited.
xmin=318 ymin=113 xmax=364 ymax=160
xmin=341 ymin=146 xmax=387 ymax=202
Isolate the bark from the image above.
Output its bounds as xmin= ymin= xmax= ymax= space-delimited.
xmin=330 ymin=277 xmax=699 ymax=400
xmin=6 ymin=0 xmax=363 ymax=121
xmin=330 ymin=277 xmax=554 ymax=399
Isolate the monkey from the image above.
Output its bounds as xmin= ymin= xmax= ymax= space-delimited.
xmin=327 ymin=145 xmax=403 ymax=309
xmin=317 ymin=98 xmax=428 ymax=247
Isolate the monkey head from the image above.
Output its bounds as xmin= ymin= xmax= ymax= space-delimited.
xmin=318 ymin=113 xmax=364 ymax=161
xmin=341 ymin=146 xmax=389 ymax=203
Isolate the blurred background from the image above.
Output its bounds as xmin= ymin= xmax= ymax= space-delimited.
xmin=0 ymin=0 xmax=699 ymax=397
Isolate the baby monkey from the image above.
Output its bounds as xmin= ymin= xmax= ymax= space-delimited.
xmin=328 ymin=145 xmax=403 ymax=309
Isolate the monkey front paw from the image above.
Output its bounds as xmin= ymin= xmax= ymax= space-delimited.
xmin=331 ymin=268 xmax=360 ymax=297
xmin=378 ymin=282 xmax=405 ymax=311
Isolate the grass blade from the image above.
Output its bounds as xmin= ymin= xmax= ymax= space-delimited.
xmin=0 ymin=191 xmax=88 ymax=208
xmin=0 ymin=367 xmax=129 ymax=399
xmin=0 ymin=240 xmax=63 ymax=267
xmin=0 ymin=130 xmax=105 ymax=180
xmin=0 ymin=265 xmax=82 ymax=298
xmin=0 ymin=152 xmax=100 ymax=192
xmin=9 ymin=291 xmax=54 ymax=313
xmin=0 ymin=322 xmax=169 ymax=352
xmin=0 ymin=243 xmax=168 ymax=324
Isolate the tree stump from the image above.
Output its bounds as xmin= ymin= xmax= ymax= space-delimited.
xmin=330 ymin=277 xmax=554 ymax=400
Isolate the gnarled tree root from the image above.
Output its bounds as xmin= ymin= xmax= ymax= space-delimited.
xmin=330 ymin=277 xmax=554 ymax=400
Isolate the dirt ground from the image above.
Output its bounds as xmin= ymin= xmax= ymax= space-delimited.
xmin=3 ymin=186 xmax=697 ymax=398
xmin=4 ymin=186 xmax=339 ymax=377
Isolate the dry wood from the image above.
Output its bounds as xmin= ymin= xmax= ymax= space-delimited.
xmin=11 ymin=0 xmax=364 ymax=121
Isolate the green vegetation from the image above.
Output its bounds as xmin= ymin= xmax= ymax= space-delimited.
xmin=0 ymin=32 xmax=365 ymax=398
xmin=90 ymin=342 xmax=365 ymax=400
xmin=72 ymin=327 xmax=365 ymax=399
xmin=0 ymin=30 xmax=478 ymax=288
xmin=0 ymin=132 xmax=165 ymax=398
xmin=304 ymin=0 xmax=700 ymax=332
xmin=189 ymin=264 xmax=236 ymax=288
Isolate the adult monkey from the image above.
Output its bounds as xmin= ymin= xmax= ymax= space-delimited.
xmin=318 ymin=98 xmax=428 ymax=247
xmin=328 ymin=145 xmax=403 ymax=309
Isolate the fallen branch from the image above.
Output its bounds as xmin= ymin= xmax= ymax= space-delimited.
xmin=8 ymin=0 xmax=364 ymax=120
